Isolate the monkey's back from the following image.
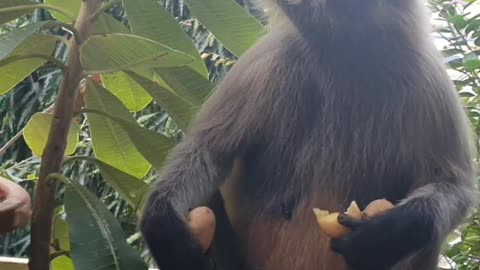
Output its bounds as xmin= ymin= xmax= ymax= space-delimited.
xmin=210 ymin=25 xmax=469 ymax=270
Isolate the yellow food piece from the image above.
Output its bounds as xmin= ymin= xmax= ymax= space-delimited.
xmin=313 ymin=209 xmax=349 ymax=238
xmin=362 ymin=199 xmax=394 ymax=220
xmin=346 ymin=201 xmax=362 ymax=220
xmin=313 ymin=200 xmax=394 ymax=238
xmin=313 ymin=201 xmax=362 ymax=238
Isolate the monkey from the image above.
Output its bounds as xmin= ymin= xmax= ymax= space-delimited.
xmin=139 ymin=0 xmax=478 ymax=269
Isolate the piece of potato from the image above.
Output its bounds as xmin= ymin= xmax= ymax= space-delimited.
xmin=361 ymin=199 xmax=394 ymax=220
xmin=346 ymin=201 xmax=362 ymax=220
xmin=313 ymin=201 xmax=362 ymax=238
xmin=187 ymin=207 xmax=216 ymax=253
xmin=313 ymin=199 xmax=395 ymax=238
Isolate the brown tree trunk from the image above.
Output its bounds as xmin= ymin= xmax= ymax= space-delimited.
xmin=28 ymin=1 xmax=102 ymax=269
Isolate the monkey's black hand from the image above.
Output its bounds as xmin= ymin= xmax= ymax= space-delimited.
xmin=330 ymin=205 xmax=435 ymax=270
xmin=140 ymin=202 xmax=214 ymax=270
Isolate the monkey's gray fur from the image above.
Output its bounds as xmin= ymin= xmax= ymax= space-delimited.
xmin=140 ymin=1 xmax=478 ymax=269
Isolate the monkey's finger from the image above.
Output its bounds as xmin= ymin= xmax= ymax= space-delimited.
xmin=187 ymin=207 xmax=216 ymax=253
xmin=337 ymin=213 xmax=362 ymax=229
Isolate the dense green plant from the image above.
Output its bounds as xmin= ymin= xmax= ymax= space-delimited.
xmin=0 ymin=0 xmax=264 ymax=269
xmin=431 ymin=0 xmax=480 ymax=269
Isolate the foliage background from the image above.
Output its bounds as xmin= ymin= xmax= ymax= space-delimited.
xmin=0 ymin=0 xmax=479 ymax=269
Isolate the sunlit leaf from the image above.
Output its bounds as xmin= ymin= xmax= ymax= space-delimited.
xmin=51 ymin=256 xmax=74 ymax=270
xmin=0 ymin=33 xmax=57 ymax=95
xmin=154 ymin=66 xmax=214 ymax=106
xmin=125 ymin=70 xmax=197 ymax=131
xmin=44 ymin=0 xmax=80 ymax=23
xmin=97 ymin=160 xmax=149 ymax=207
xmin=64 ymin=179 xmax=148 ymax=270
xmin=85 ymin=108 xmax=176 ymax=171
xmin=80 ymin=33 xmax=195 ymax=74
xmin=102 ymin=71 xmax=152 ymax=112
xmin=85 ymin=79 xmax=151 ymax=179
xmin=53 ymin=217 xmax=71 ymax=251
xmin=23 ymin=113 xmax=80 ymax=157
xmin=182 ymin=0 xmax=265 ymax=57
xmin=122 ymin=0 xmax=207 ymax=76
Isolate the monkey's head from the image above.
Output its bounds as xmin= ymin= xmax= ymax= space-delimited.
xmin=258 ymin=0 xmax=429 ymax=37
xmin=259 ymin=0 xmax=427 ymax=19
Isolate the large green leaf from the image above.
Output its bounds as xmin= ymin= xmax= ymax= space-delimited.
xmin=0 ymin=33 xmax=57 ymax=95
xmin=44 ymin=0 xmax=80 ymax=24
xmin=64 ymin=179 xmax=148 ymax=270
xmin=0 ymin=21 xmax=50 ymax=60
xmin=0 ymin=0 xmax=35 ymax=24
xmin=80 ymin=33 xmax=195 ymax=74
xmin=23 ymin=112 xmax=80 ymax=157
xmin=183 ymin=0 xmax=265 ymax=57
xmin=85 ymin=79 xmax=151 ymax=179
xmin=102 ymin=71 xmax=152 ymax=112
xmin=85 ymin=108 xmax=176 ymax=171
xmin=89 ymin=16 xmax=154 ymax=112
xmin=155 ymin=66 xmax=214 ymax=106
xmin=125 ymin=70 xmax=197 ymax=131
xmin=97 ymin=160 xmax=149 ymax=208
xmin=122 ymin=0 xmax=207 ymax=76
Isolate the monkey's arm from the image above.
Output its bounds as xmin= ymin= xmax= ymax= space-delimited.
xmin=332 ymin=180 xmax=477 ymax=270
xmin=139 ymin=70 xmax=269 ymax=270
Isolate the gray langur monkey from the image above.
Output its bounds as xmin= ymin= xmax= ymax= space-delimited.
xmin=140 ymin=0 xmax=478 ymax=269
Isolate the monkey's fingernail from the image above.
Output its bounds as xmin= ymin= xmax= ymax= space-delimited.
xmin=337 ymin=213 xmax=362 ymax=229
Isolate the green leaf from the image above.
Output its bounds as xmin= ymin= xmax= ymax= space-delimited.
xmin=85 ymin=79 xmax=151 ymax=179
xmin=86 ymin=108 xmax=176 ymax=171
xmin=102 ymin=71 xmax=153 ymax=112
xmin=0 ymin=21 xmax=50 ymax=60
xmin=23 ymin=112 xmax=80 ymax=157
xmin=0 ymin=0 xmax=35 ymax=24
xmin=0 ymin=33 xmax=57 ymax=95
xmin=51 ymin=256 xmax=74 ymax=270
xmin=155 ymin=66 xmax=214 ymax=106
xmin=463 ymin=53 xmax=480 ymax=72
xmin=80 ymin=33 xmax=195 ymax=74
xmin=53 ymin=217 xmax=71 ymax=251
xmin=94 ymin=14 xmax=130 ymax=34
xmin=122 ymin=0 xmax=208 ymax=76
xmin=44 ymin=0 xmax=80 ymax=23
xmin=125 ymin=70 xmax=197 ymax=131
xmin=96 ymin=160 xmax=149 ymax=208
xmin=448 ymin=15 xmax=468 ymax=29
xmin=182 ymin=0 xmax=265 ymax=57
xmin=64 ymin=179 xmax=148 ymax=270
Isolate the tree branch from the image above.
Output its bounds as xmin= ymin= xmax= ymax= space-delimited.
xmin=28 ymin=1 xmax=103 ymax=270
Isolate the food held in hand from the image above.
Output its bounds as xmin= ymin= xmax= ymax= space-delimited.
xmin=313 ymin=199 xmax=394 ymax=238
xmin=313 ymin=201 xmax=361 ymax=238
xmin=362 ymin=199 xmax=394 ymax=219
